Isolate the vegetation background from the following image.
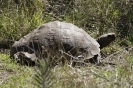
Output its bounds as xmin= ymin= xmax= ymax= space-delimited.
xmin=0 ymin=0 xmax=133 ymax=88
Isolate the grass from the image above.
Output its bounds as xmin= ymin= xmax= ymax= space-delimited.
xmin=0 ymin=46 xmax=133 ymax=88
xmin=0 ymin=0 xmax=133 ymax=88
xmin=0 ymin=54 xmax=35 ymax=88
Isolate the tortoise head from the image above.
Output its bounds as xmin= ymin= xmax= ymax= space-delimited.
xmin=97 ymin=33 xmax=115 ymax=49
xmin=10 ymin=41 xmax=38 ymax=66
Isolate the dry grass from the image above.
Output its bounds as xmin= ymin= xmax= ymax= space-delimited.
xmin=0 ymin=0 xmax=133 ymax=88
xmin=49 ymin=46 xmax=133 ymax=88
xmin=0 ymin=45 xmax=133 ymax=88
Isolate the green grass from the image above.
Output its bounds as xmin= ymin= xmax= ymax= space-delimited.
xmin=0 ymin=48 xmax=133 ymax=88
xmin=0 ymin=54 xmax=35 ymax=88
xmin=1 ymin=0 xmax=133 ymax=88
xmin=0 ymin=0 xmax=133 ymax=41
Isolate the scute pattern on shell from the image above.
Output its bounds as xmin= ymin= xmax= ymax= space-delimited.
xmin=10 ymin=21 xmax=100 ymax=65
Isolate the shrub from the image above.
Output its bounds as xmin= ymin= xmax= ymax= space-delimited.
xmin=1 ymin=0 xmax=133 ymax=46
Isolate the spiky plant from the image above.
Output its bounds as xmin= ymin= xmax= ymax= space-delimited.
xmin=34 ymin=59 xmax=53 ymax=88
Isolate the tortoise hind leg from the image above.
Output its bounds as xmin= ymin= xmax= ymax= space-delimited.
xmin=88 ymin=55 xmax=99 ymax=64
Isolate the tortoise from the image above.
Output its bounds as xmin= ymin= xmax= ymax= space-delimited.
xmin=10 ymin=21 xmax=115 ymax=66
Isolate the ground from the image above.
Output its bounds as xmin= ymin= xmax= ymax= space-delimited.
xmin=0 ymin=45 xmax=133 ymax=88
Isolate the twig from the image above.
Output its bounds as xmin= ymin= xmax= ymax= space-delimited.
xmin=103 ymin=47 xmax=129 ymax=60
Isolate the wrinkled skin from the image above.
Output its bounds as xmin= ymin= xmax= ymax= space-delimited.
xmin=10 ymin=21 xmax=115 ymax=66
